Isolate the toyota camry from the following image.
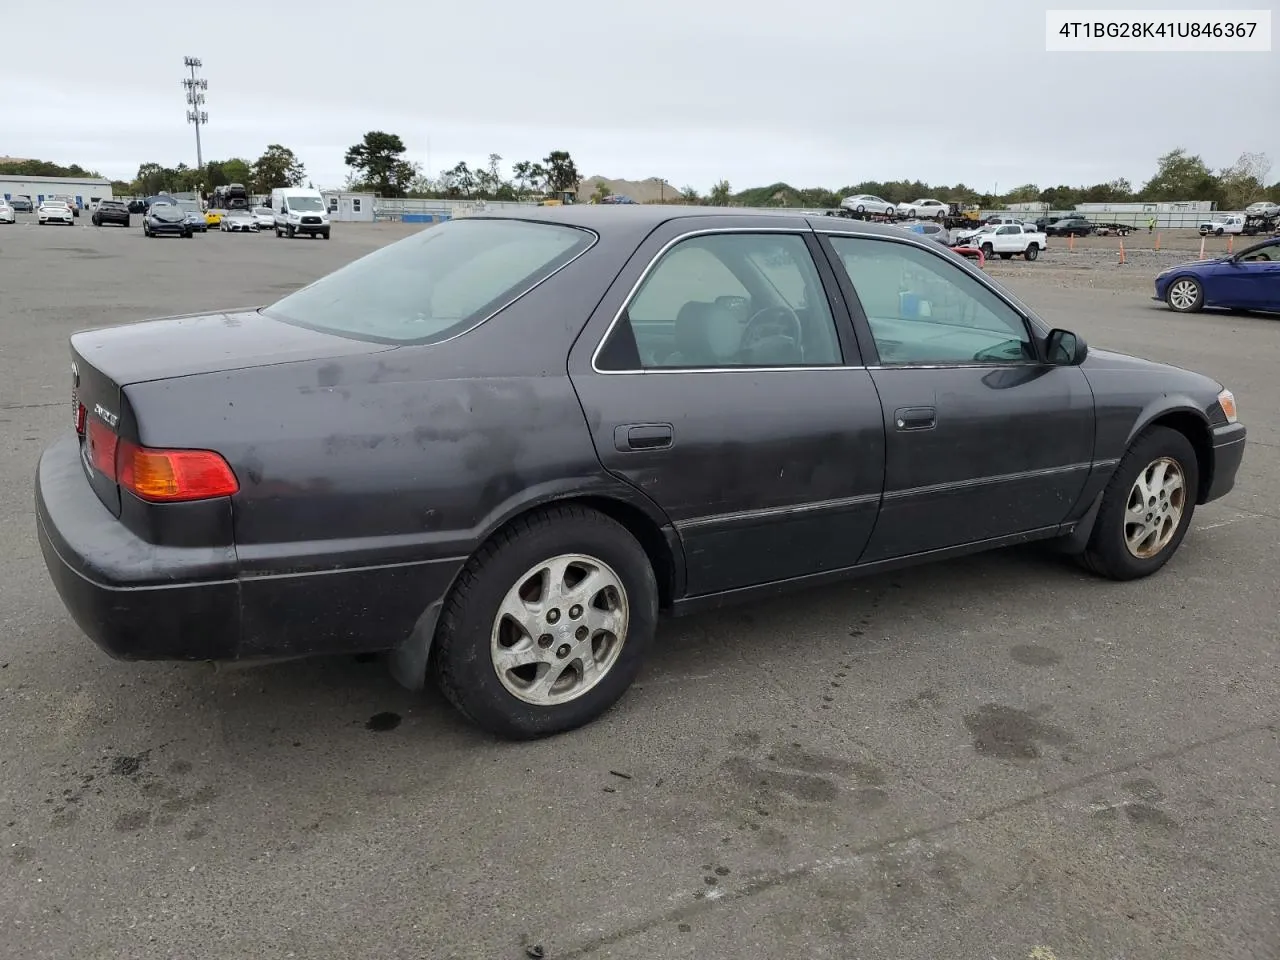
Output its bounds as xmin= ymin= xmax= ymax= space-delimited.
xmin=35 ymin=208 xmax=1247 ymax=739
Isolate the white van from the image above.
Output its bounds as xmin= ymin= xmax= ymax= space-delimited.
xmin=270 ymin=187 xmax=330 ymax=239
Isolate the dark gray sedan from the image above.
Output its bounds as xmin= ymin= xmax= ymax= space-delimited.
xmin=35 ymin=207 xmax=1246 ymax=739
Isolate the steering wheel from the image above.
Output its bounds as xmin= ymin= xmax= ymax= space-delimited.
xmin=740 ymin=305 xmax=803 ymax=357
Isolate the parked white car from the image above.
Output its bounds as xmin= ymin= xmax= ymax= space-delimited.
xmin=0 ymin=198 xmax=15 ymax=224
xmin=220 ymin=210 xmax=260 ymax=232
xmin=37 ymin=201 xmax=75 ymax=225
xmin=840 ymin=194 xmax=896 ymax=217
xmin=972 ymin=223 xmax=1048 ymax=261
xmin=251 ymin=206 xmax=275 ymax=229
xmin=898 ymin=198 xmax=948 ymax=220
xmin=1199 ymin=214 xmax=1245 ymax=236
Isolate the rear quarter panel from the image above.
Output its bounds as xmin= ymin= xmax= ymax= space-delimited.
xmin=119 ymin=237 xmax=656 ymax=577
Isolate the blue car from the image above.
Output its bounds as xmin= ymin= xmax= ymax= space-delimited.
xmin=1155 ymin=236 xmax=1280 ymax=314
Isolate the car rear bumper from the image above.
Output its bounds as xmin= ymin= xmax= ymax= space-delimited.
xmin=35 ymin=436 xmax=241 ymax=661
xmin=1205 ymin=422 xmax=1247 ymax=503
xmin=35 ymin=434 xmax=467 ymax=662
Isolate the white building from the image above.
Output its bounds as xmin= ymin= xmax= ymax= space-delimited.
xmin=0 ymin=173 xmax=113 ymax=209
xmin=321 ymin=190 xmax=375 ymax=222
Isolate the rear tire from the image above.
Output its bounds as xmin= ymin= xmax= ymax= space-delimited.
xmin=432 ymin=505 xmax=659 ymax=740
xmin=1025 ymin=244 xmax=1040 ymax=261
xmin=1080 ymin=426 xmax=1199 ymax=581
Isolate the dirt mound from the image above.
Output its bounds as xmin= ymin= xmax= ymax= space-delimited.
xmin=577 ymin=175 xmax=677 ymax=204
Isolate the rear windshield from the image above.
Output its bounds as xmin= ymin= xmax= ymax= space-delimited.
xmin=263 ymin=218 xmax=596 ymax=344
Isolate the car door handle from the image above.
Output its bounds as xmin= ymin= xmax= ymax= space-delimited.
xmin=894 ymin=406 xmax=936 ymax=431
xmin=614 ymin=423 xmax=674 ymax=452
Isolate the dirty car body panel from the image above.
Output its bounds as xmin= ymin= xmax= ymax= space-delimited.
xmin=35 ymin=208 xmax=1246 ymax=679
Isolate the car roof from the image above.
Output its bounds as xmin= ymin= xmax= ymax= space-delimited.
xmin=472 ymin=203 xmax=935 ymax=242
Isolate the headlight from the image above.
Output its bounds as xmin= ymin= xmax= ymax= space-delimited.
xmin=1217 ymin=388 xmax=1238 ymax=423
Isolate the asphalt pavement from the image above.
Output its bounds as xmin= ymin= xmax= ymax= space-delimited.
xmin=1 ymin=220 xmax=1276 ymax=960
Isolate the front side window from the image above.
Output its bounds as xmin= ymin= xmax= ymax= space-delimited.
xmin=596 ymin=232 xmax=843 ymax=370
xmin=829 ymin=236 xmax=1034 ymax=367
xmin=264 ymin=218 xmax=594 ymax=344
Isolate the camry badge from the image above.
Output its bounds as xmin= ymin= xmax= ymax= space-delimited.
xmin=93 ymin=403 xmax=119 ymax=428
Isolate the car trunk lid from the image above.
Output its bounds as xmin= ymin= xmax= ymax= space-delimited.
xmin=70 ymin=309 xmax=394 ymax=516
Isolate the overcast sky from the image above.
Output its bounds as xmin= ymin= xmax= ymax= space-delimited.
xmin=5 ymin=0 xmax=1278 ymax=192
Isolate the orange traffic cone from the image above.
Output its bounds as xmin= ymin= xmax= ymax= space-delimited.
xmin=1118 ymin=239 xmax=1126 ymax=265
xmin=1069 ymin=234 xmax=1076 ymax=252
xmin=1154 ymin=232 xmax=1161 ymax=251
xmin=1228 ymin=235 xmax=1234 ymax=253
xmin=1199 ymin=236 xmax=1206 ymax=260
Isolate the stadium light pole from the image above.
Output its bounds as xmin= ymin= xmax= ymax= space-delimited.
xmin=182 ymin=57 xmax=209 ymax=193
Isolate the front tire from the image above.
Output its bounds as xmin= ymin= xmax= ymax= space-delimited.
xmin=980 ymin=242 xmax=994 ymax=258
xmin=1081 ymin=426 xmax=1199 ymax=581
xmin=433 ymin=505 xmax=659 ymax=740
xmin=1166 ymin=276 xmax=1204 ymax=313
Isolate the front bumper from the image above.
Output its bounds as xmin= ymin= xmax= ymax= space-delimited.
xmin=35 ymin=434 xmax=466 ymax=662
xmin=289 ymin=220 xmax=329 ymax=234
xmin=1205 ymin=421 xmax=1247 ymax=503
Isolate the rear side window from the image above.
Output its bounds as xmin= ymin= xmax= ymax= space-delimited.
xmin=263 ymin=219 xmax=595 ymax=344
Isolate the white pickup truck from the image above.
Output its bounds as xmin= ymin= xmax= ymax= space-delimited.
xmin=973 ymin=223 xmax=1048 ymax=261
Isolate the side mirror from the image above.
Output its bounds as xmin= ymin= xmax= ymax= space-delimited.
xmin=1046 ymin=328 xmax=1088 ymax=366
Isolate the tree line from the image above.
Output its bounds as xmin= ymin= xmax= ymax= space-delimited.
xmin=0 ymin=146 xmax=308 ymax=199
xmin=340 ymin=131 xmax=583 ymax=201
xmin=725 ymin=149 xmax=1277 ymax=211
xmin=6 ymin=143 xmax=1277 ymax=210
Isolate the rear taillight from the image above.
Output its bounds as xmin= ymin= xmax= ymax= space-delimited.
xmin=116 ymin=441 xmax=239 ymax=502
xmin=85 ymin=419 xmax=238 ymax=502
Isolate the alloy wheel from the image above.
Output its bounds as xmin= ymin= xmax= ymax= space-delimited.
xmin=1168 ymin=279 xmax=1200 ymax=311
xmin=1124 ymin=457 xmax=1185 ymax=559
xmin=490 ymin=553 xmax=629 ymax=706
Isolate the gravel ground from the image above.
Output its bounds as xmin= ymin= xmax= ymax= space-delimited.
xmin=1 ymin=219 xmax=1277 ymax=960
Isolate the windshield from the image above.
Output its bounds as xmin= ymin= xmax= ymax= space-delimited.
xmin=176 ymin=201 xmax=199 ymax=212
xmin=263 ymin=219 xmax=594 ymax=344
xmin=286 ymin=196 xmax=324 ymax=212
xmin=152 ymin=205 xmax=184 ymax=221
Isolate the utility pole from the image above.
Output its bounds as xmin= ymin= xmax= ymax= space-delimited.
xmin=182 ymin=57 xmax=208 ymax=191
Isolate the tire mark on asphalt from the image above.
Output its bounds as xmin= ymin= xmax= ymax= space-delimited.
xmin=555 ymin=717 xmax=1278 ymax=958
